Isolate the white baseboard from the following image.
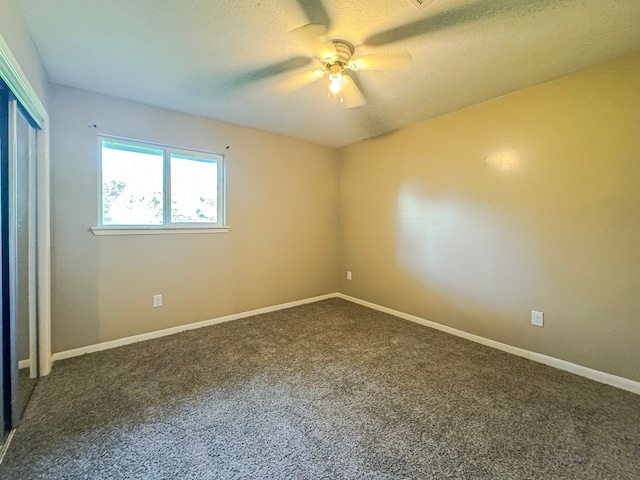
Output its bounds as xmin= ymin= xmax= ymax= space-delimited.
xmin=18 ymin=359 xmax=30 ymax=370
xmin=50 ymin=292 xmax=639 ymax=395
xmin=336 ymin=293 xmax=640 ymax=395
xmin=51 ymin=293 xmax=338 ymax=363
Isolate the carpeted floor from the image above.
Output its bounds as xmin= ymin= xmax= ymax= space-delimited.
xmin=1 ymin=298 xmax=639 ymax=479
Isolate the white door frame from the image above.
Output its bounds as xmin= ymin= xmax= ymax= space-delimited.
xmin=0 ymin=33 xmax=52 ymax=376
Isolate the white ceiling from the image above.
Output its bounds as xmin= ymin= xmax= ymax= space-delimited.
xmin=18 ymin=0 xmax=640 ymax=147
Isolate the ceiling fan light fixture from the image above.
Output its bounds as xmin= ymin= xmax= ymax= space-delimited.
xmin=274 ymin=36 xmax=367 ymax=108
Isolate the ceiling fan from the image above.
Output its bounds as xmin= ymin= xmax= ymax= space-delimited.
xmin=226 ymin=0 xmax=563 ymax=111
xmin=274 ymin=24 xmax=412 ymax=108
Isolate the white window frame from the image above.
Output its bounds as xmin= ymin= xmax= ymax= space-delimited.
xmin=91 ymin=134 xmax=229 ymax=235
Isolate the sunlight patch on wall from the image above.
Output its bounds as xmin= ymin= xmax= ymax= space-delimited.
xmin=395 ymin=180 xmax=540 ymax=311
xmin=484 ymin=148 xmax=524 ymax=175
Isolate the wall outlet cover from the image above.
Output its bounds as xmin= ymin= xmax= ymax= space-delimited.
xmin=531 ymin=310 xmax=544 ymax=327
xmin=153 ymin=294 xmax=163 ymax=308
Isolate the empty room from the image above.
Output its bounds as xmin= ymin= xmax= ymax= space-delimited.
xmin=0 ymin=0 xmax=639 ymax=478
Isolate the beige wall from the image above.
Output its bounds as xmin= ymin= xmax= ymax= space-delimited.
xmin=50 ymin=85 xmax=338 ymax=352
xmin=338 ymin=54 xmax=640 ymax=382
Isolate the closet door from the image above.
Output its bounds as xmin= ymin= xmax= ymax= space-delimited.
xmin=7 ymin=97 xmax=38 ymax=427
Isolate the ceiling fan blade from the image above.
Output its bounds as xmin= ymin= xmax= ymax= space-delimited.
xmin=364 ymin=12 xmax=458 ymax=47
xmin=290 ymin=24 xmax=337 ymax=61
xmin=364 ymin=0 xmax=566 ymax=46
xmin=341 ymin=74 xmax=366 ymax=109
xmin=222 ymin=56 xmax=314 ymax=90
xmin=293 ymin=0 xmax=332 ymax=29
xmin=348 ymin=52 xmax=412 ymax=71
xmin=274 ymin=68 xmax=325 ymax=94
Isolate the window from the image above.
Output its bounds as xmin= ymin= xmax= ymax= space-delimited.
xmin=94 ymin=136 xmax=227 ymax=234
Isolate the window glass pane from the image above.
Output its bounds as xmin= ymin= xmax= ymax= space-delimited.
xmin=170 ymin=154 xmax=218 ymax=223
xmin=101 ymin=141 xmax=164 ymax=225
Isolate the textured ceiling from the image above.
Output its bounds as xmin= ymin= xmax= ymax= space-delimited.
xmin=17 ymin=0 xmax=640 ymax=147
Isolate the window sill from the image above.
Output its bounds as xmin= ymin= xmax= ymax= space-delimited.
xmin=90 ymin=226 xmax=231 ymax=236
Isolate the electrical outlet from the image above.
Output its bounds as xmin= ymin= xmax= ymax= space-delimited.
xmin=153 ymin=294 xmax=163 ymax=308
xmin=531 ymin=310 xmax=544 ymax=327
xmin=347 ymin=271 xmax=352 ymax=281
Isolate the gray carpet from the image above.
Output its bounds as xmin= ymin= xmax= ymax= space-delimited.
xmin=2 ymin=298 xmax=639 ymax=479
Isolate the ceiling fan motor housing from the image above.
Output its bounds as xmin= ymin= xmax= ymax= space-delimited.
xmin=328 ymin=39 xmax=355 ymax=67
